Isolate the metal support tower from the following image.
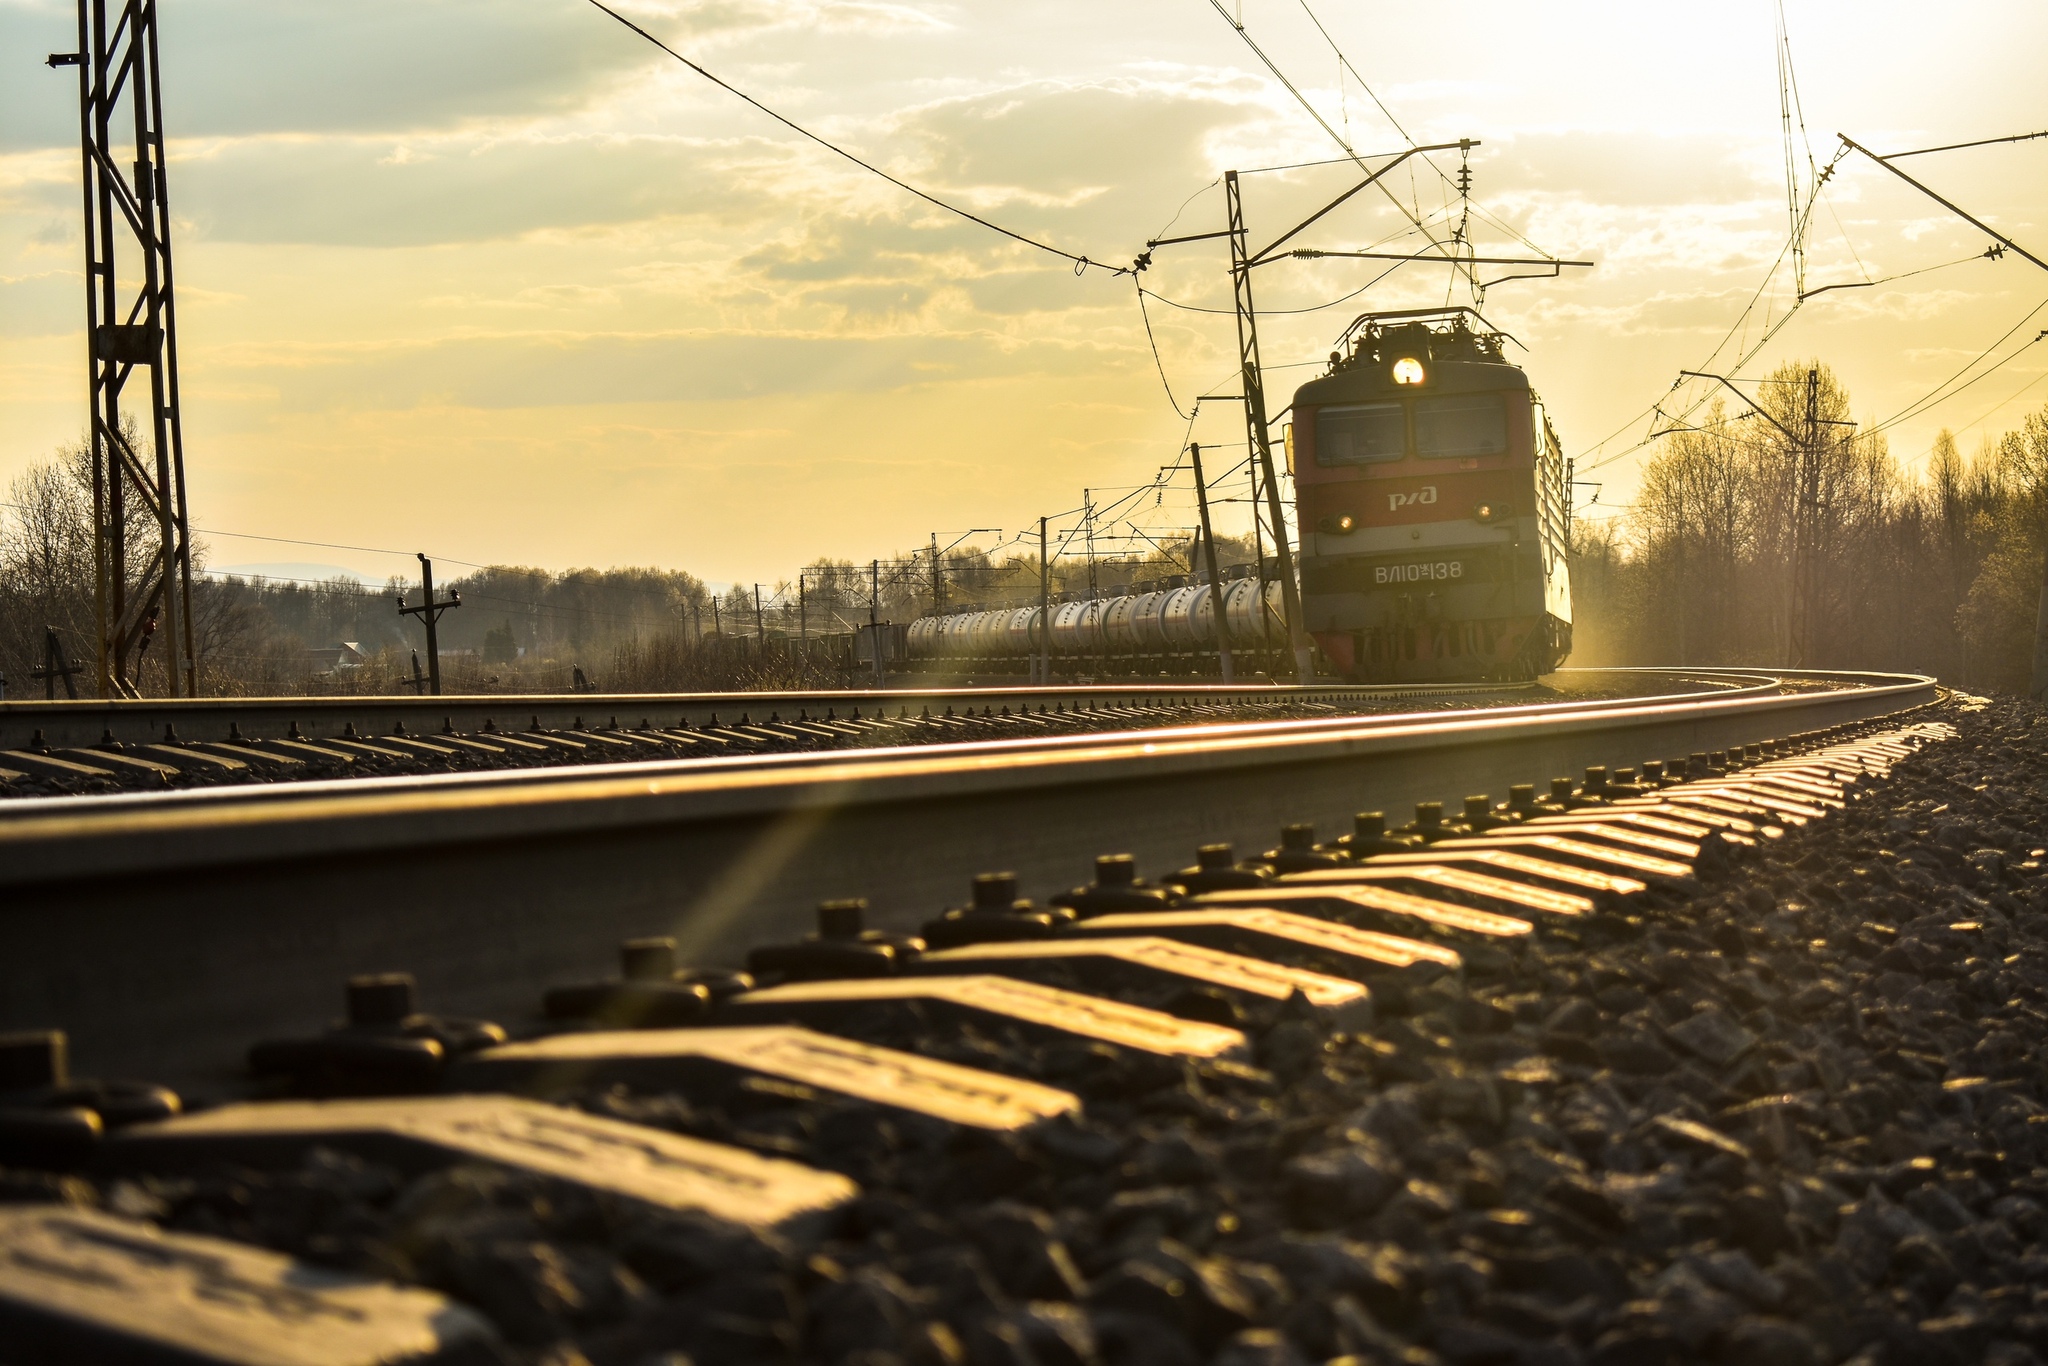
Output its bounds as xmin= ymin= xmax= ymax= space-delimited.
xmin=1792 ymin=367 xmax=1823 ymax=668
xmin=50 ymin=0 xmax=197 ymax=698
xmin=1223 ymin=171 xmax=1314 ymax=683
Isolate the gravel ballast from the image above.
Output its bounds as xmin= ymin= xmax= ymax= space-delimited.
xmin=4 ymin=697 xmax=2042 ymax=1366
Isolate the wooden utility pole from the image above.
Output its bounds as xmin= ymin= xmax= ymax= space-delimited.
xmin=1037 ymin=516 xmax=1050 ymax=685
xmin=1248 ymin=451 xmax=1271 ymax=654
xmin=30 ymin=627 xmax=82 ymax=699
xmin=1190 ymin=443 xmax=1235 ymax=682
xmin=869 ymin=560 xmax=885 ymax=686
xmin=396 ymin=554 xmax=459 ymax=695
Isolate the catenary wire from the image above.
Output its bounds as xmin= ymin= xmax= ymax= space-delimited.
xmin=1868 ymin=296 xmax=2048 ymax=432
xmin=583 ymin=0 xmax=1126 ymax=278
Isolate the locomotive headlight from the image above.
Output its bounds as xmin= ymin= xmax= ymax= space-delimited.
xmin=1317 ymin=513 xmax=1356 ymax=534
xmin=1473 ymin=501 xmax=1508 ymax=524
xmin=1391 ymin=357 xmax=1426 ymax=385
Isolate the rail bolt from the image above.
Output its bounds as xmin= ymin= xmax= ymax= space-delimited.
xmin=1344 ymin=812 xmax=1422 ymax=855
xmin=347 ymin=974 xmax=417 ymax=1027
xmin=1095 ymin=855 xmax=1137 ymax=886
xmin=972 ymin=873 xmax=1022 ymax=911
xmin=0 ymin=1030 xmax=66 ymax=1091
xmin=1608 ymin=768 xmax=1646 ymax=797
xmin=817 ymin=899 xmax=869 ymax=939
xmin=620 ymin=937 xmax=679 ymax=982
xmin=1463 ymin=795 xmax=1507 ymax=833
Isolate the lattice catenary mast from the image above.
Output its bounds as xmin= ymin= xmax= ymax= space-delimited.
xmin=48 ymin=0 xmax=198 ymax=698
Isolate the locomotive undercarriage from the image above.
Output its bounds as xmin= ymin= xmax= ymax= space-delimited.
xmin=1316 ymin=612 xmax=1571 ymax=683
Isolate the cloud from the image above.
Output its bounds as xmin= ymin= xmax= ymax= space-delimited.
xmin=0 ymin=269 xmax=75 ymax=337
xmin=210 ymin=327 xmax=1132 ymax=411
xmin=0 ymin=1 xmax=662 ymax=153
xmin=165 ymin=130 xmax=800 ymax=247
xmin=894 ymin=78 xmax=1249 ymax=210
xmin=619 ymin=0 xmax=949 ymax=37
xmin=1482 ymin=131 xmax=1776 ymax=208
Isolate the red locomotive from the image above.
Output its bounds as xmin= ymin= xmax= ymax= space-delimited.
xmin=1288 ymin=307 xmax=1573 ymax=681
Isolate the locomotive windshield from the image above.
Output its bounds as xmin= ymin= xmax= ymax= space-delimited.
xmin=1414 ymin=394 xmax=1507 ymax=457
xmin=1315 ymin=393 xmax=1511 ymax=464
xmin=1315 ymin=402 xmax=1404 ymax=465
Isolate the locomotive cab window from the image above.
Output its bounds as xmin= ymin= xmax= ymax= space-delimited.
xmin=1315 ymin=402 xmax=1405 ymax=465
xmin=1414 ymin=394 xmax=1507 ymax=458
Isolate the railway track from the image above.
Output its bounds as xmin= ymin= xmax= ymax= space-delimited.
xmin=1 ymin=668 xmax=1983 ymax=1365
xmin=0 ymin=670 xmax=1777 ymax=801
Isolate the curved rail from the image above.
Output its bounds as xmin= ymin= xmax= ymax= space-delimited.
xmin=0 ymin=669 xmax=1935 ymax=1084
xmin=3 ymin=669 xmax=1773 ymax=822
xmin=0 ymin=670 xmax=1763 ymax=800
xmin=0 ymin=677 xmax=1532 ymax=752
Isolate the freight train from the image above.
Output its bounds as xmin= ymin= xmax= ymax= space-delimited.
xmin=903 ymin=567 xmax=1289 ymax=678
xmin=905 ymin=307 xmax=1571 ymax=682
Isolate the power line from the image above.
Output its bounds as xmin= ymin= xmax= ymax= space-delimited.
xmin=1203 ymin=0 xmax=1474 ymax=287
xmin=583 ymin=0 xmax=1125 ymax=278
xmin=1288 ymin=0 xmax=1549 ymax=261
xmin=1578 ymin=214 xmax=1818 ymax=477
xmin=1870 ymin=305 xmax=2048 ymax=434
xmin=1135 ymin=278 xmax=1194 ymax=420
xmin=1922 ymin=360 xmax=2048 ymax=446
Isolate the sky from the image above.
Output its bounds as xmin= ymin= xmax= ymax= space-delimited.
xmin=2 ymin=0 xmax=2045 ymax=590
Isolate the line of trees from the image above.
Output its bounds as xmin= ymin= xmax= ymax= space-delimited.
xmin=1572 ymin=359 xmax=2048 ymax=694
xmin=0 ymin=436 xmax=1262 ymax=696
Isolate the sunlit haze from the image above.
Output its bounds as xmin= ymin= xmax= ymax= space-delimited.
xmin=3 ymin=0 xmax=2044 ymax=586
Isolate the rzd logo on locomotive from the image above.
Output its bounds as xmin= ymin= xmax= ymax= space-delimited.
xmin=1387 ymin=486 xmax=1438 ymax=512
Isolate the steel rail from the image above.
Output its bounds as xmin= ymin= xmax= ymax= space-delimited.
xmin=3 ymin=669 xmax=1774 ymax=820
xmin=0 ymin=678 xmax=1538 ymax=752
xmin=0 ymin=668 xmax=1936 ymax=1087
